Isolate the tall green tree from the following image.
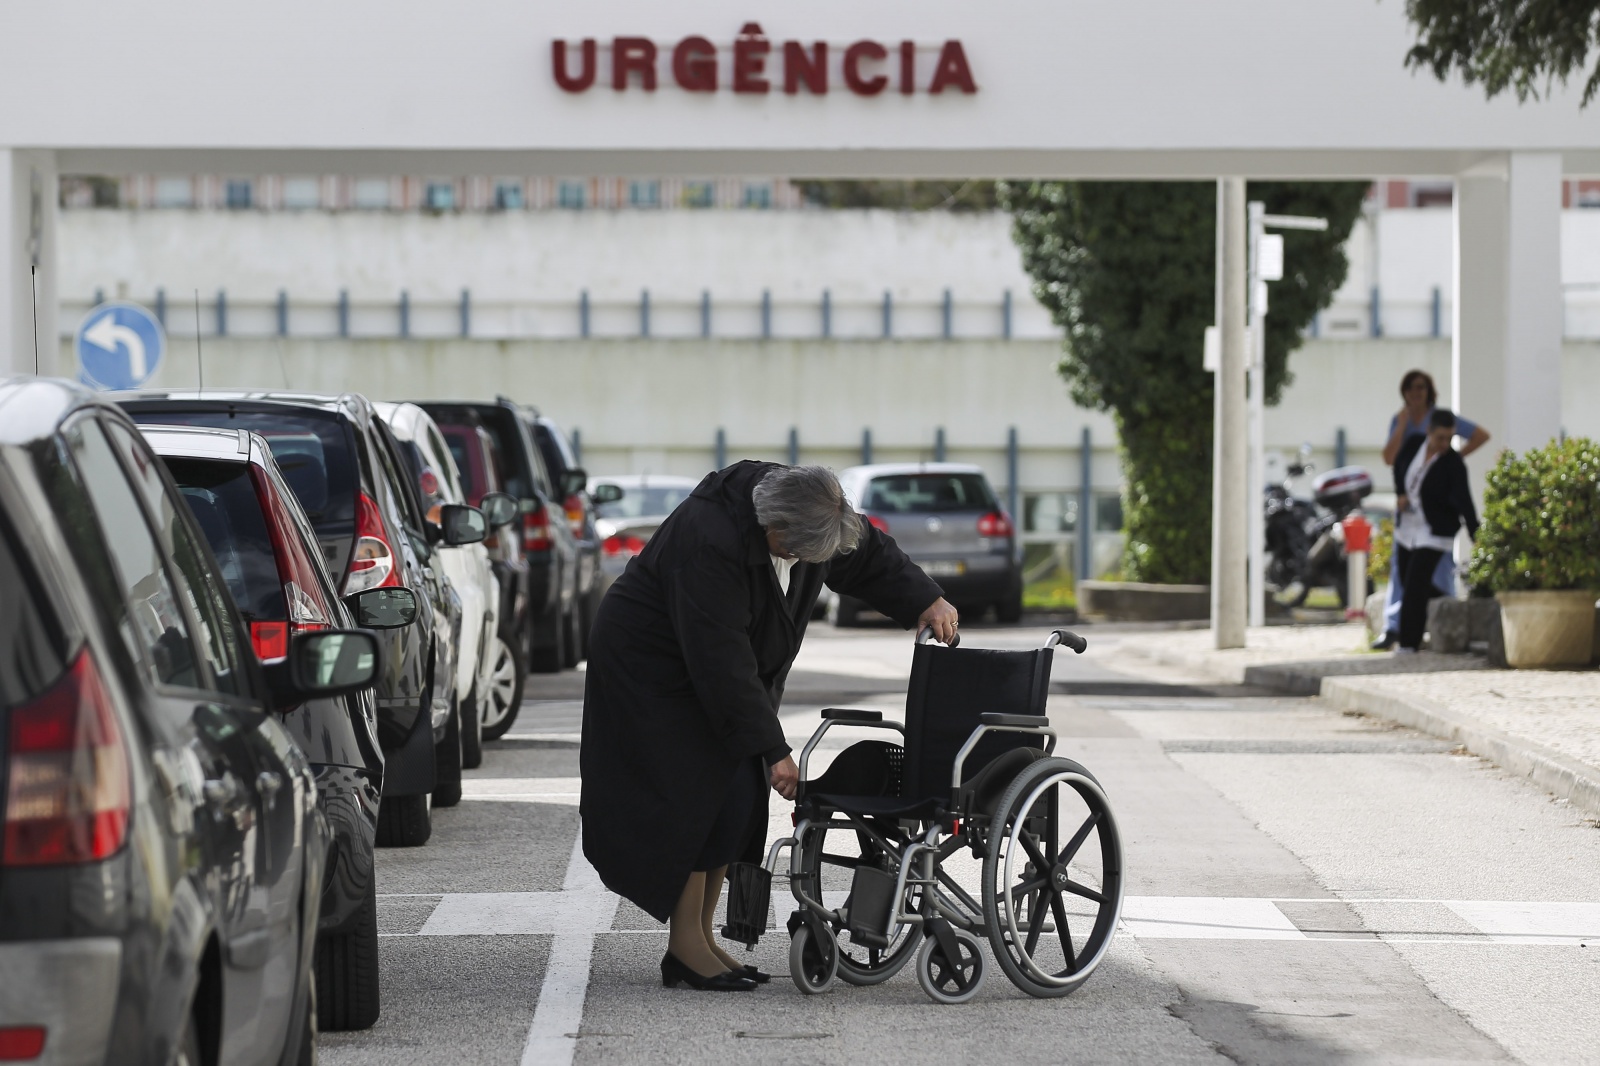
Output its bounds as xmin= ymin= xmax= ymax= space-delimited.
xmin=1404 ymin=0 xmax=1600 ymax=106
xmin=999 ymin=182 xmax=1367 ymax=585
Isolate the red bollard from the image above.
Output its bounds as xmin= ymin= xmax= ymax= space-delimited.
xmin=1341 ymin=514 xmax=1372 ymax=621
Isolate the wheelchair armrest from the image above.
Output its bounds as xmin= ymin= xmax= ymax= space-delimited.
xmin=978 ymin=712 xmax=1050 ymax=728
xmin=821 ymin=708 xmax=883 ymax=723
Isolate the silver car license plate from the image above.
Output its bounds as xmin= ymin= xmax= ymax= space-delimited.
xmin=921 ymin=560 xmax=966 ymax=577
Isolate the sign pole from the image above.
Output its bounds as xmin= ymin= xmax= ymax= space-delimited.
xmin=1212 ymin=179 xmax=1248 ymax=650
xmin=1248 ymin=201 xmax=1266 ymax=628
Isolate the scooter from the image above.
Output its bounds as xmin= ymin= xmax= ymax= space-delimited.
xmin=1264 ymin=448 xmax=1373 ymax=608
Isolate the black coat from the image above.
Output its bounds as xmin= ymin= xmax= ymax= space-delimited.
xmin=1393 ymin=436 xmax=1479 ymax=541
xmin=579 ymin=461 xmax=944 ymax=920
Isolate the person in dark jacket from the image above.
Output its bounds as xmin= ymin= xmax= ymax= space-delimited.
xmin=580 ymin=461 xmax=955 ymax=992
xmin=1391 ymin=409 xmax=1479 ymax=652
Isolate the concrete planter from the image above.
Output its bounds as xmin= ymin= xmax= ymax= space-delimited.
xmin=1078 ymin=581 xmax=1210 ymax=622
xmin=1496 ymin=590 xmax=1599 ymax=668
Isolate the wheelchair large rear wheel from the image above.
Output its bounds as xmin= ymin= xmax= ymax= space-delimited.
xmin=794 ymin=820 xmax=918 ymax=986
xmin=981 ymin=756 xmax=1124 ymax=998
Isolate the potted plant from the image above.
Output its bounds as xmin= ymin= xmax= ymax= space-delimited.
xmin=1467 ymin=438 xmax=1600 ymax=668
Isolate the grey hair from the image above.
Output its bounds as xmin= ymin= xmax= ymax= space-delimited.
xmin=752 ymin=465 xmax=864 ymax=563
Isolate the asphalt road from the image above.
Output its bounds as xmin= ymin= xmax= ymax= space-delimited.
xmin=320 ymin=622 xmax=1600 ymax=1066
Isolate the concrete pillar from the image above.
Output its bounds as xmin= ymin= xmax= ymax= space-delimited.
xmin=1 ymin=149 xmax=60 ymax=377
xmin=1454 ymin=154 xmax=1564 ymax=475
xmin=1212 ymin=179 xmax=1248 ymax=649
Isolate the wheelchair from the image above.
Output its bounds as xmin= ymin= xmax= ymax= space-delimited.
xmin=722 ymin=627 xmax=1124 ymax=1004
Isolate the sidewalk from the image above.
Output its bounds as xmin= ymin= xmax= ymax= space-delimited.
xmin=1105 ymin=623 xmax=1600 ymax=818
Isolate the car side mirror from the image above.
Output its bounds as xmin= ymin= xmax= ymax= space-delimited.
xmin=590 ymin=483 xmax=624 ymax=505
xmin=562 ymin=467 xmax=588 ymax=498
xmin=343 ymin=586 xmax=418 ymax=629
xmin=439 ymin=503 xmax=487 ymax=546
xmin=480 ymin=492 xmax=517 ymax=528
xmin=264 ymin=629 xmax=381 ymax=711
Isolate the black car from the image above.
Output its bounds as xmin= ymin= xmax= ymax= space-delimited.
xmin=119 ymin=392 xmax=477 ymax=848
xmin=525 ymin=409 xmax=603 ymax=664
xmin=419 ymin=399 xmax=582 ymax=676
xmin=139 ymin=423 xmax=400 ymax=1031
xmin=0 ymin=378 xmax=380 ymax=1065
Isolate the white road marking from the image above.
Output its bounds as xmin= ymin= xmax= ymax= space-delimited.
xmin=518 ymin=827 xmax=617 ymax=1066
xmin=1443 ymin=901 xmax=1600 ymax=945
xmin=461 ymin=777 xmax=583 ymax=805
xmin=385 ymin=890 xmax=1600 ymax=946
xmin=1120 ymin=896 xmax=1308 ymax=940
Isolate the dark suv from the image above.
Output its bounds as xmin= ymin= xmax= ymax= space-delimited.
xmin=526 ymin=409 xmax=603 ymax=663
xmin=119 ymin=392 xmax=468 ymax=848
xmin=420 ymin=399 xmax=584 ymax=675
xmin=0 ymin=378 xmax=380 ymax=1065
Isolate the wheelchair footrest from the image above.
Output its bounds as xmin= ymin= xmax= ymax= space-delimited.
xmin=720 ymin=862 xmax=772 ymax=949
xmin=846 ymin=865 xmax=897 ymax=947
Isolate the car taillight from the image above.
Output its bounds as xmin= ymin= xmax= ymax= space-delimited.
xmin=563 ymin=494 xmax=587 ymax=538
xmin=602 ymin=533 xmax=647 ymax=556
xmin=250 ymin=621 xmax=289 ymax=661
xmin=0 ymin=1027 xmax=46 ymax=1060
xmin=867 ymin=515 xmax=890 ymax=534
xmin=345 ymin=493 xmax=400 ymax=594
xmin=3 ymin=648 xmax=130 ymax=867
xmin=977 ymin=511 xmax=1014 ymax=538
xmin=523 ymin=506 xmax=552 ymax=553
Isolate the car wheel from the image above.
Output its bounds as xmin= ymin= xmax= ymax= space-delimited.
xmin=460 ymin=685 xmax=484 ymax=770
xmin=829 ymin=593 xmax=860 ymax=628
xmin=316 ymin=876 xmax=380 ymax=1031
xmin=433 ymin=696 xmax=463 ymax=808
xmin=375 ymin=792 xmax=431 ymax=847
xmin=482 ymin=634 xmax=524 ymax=741
xmin=529 ymin=603 xmax=565 ymax=674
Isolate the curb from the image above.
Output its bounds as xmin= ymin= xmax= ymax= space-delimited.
xmin=1322 ymin=676 xmax=1600 ymax=819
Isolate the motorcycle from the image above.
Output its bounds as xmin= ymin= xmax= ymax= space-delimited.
xmin=1264 ymin=447 xmax=1373 ymax=608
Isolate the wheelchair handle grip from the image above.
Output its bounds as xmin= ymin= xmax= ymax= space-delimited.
xmin=820 ymin=708 xmax=883 ymax=723
xmin=1048 ymin=629 xmax=1088 ymax=654
xmin=915 ymin=625 xmax=960 ymax=648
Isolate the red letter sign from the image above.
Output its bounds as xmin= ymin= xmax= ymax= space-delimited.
xmin=784 ymin=41 xmax=827 ymax=94
xmin=552 ymin=39 xmax=597 ymax=93
xmin=843 ymin=40 xmax=888 ymax=96
xmin=928 ymin=40 xmax=977 ymax=94
xmin=673 ymin=36 xmax=717 ymax=91
xmin=733 ymin=23 xmax=771 ymax=94
xmin=612 ymin=37 xmax=658 ymax=91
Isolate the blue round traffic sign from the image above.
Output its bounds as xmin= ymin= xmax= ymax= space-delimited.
xmin=76 ymin=302 xmax=166 ymax=391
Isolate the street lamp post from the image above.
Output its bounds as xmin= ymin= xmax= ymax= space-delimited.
xmin=1246 ymin=203 xmax=1328 ymax=628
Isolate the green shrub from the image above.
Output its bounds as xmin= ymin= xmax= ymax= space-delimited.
xmin=1467 ymin=437 xmax=1600 ymax=592
xmin=1367 ymin=516 xmax=1394 ymax=586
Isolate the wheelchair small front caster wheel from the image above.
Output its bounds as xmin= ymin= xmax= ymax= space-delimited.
xmin=916 ymin=928 xmax=986 ymax=1004
xmin=788 ymin=921 xmax=839 ymax=994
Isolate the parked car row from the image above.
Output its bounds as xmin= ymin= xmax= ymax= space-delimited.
xmin=0 ymin=378 xmax=601 ymax=1063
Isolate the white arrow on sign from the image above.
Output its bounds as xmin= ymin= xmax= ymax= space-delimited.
xmin=84 ymin=313 xmax=148 ymax=381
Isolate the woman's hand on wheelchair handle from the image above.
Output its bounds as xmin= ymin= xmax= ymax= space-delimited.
xmin=919 ymin=597 xmax=960 ymax=645
xmin=769 ymin=755 xmax=799 ymax=801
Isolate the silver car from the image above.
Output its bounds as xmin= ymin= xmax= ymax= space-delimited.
xmin=834 ymin=462 xmax=1022 ymax=625
xmin=588 ymin=473 xmax=699 ymax=593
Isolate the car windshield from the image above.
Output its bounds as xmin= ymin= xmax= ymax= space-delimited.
xmin=124 ymin=409 xmax=355 ymax=529
xmin=594 ymin=484 xmax=694 ymax=520
xmin=864 ymin=473 xmax=996 ymax=514
xmin=164 ymin=457 xmax=285 ymax=622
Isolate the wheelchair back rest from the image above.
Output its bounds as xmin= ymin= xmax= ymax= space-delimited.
xmin=900 ymin=643 xmax=1054 ymax=802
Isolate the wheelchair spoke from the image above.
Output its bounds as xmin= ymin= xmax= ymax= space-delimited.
xmin=1055 ymin=811 xmax=1101 ymax=868
xmin=1062 ymin=879 xmax=1105 ymax=904
xmin=1019 ymin=829 xmax=1054 ymax=875
xmin=1050 ymin=890 xmax=1078 ymax=973
xmin=1023 ymin=892 xmax=1047 ymax=955
xmin=1008 ymin=873 xmax=1049 ymax=904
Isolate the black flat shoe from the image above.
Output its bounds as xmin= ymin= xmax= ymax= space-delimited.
xmin=738 ymin=964 xmax=772 ymax=984
xmin=1370 ymin=630 xmax=1398 ymax=651
xmin=660 ymin=952 xmax=756 ymax=992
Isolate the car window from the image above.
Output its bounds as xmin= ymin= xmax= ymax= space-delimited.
xmin=121 ymin=407 xmax=356 ymax=531
xmin=0 ymin=514 xmax=67 ymax=708
xmin=531 ymin=423 xmax=565 ymax=484
xmin=440 ymin=428 xmax=481 ymax=502
xmin=523 ymin=423 xmax=554 ymax=497
xmin=103 ymin=421 xmax=247 ymax=697
xmin=61 ymin=418 xmax=202 ymax=691
xmin=165 ymin=458 xmax=285 ymax=622
xmin=371 ymin=422 xmax=425 ymax=534
xmin=424 ymin=423 xmax=465 ymax=502
xmin=594 ymin=484 xmax=695 ymax=520
xmin=865 ymin=474 xmax=997 ymax=514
